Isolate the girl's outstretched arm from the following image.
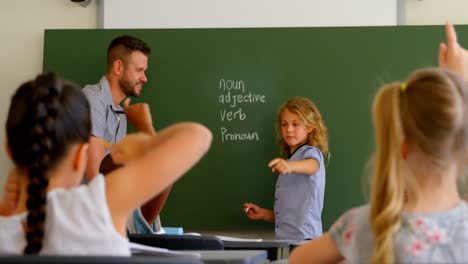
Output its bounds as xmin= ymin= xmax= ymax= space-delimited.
xmin=105 ymin=122 xmax=212 ymax=235
xmin=289 ymin=233 xmax=344 ymax=264
xmin=269 ymin=158 xmax=319 ymax=175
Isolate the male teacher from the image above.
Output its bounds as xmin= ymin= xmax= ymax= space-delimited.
xmin=82 ymin=35 xmax=171 ymax=234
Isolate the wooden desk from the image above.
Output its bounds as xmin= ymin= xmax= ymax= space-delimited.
xmin=222 ymin=240 xmax=292 ymax=260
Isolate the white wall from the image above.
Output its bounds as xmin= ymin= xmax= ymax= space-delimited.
xmin=406 ymin=0 xmax=468 ymax=25
xmin=0 ymin=1 xmax=97 ymax=191
xmin=99 ymin=0 xmax=397 ymax=28
xmin=101 ymin=0 xmax=468 ymax=29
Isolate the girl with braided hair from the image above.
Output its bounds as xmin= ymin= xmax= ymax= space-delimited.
xmin=0 ymin=72 xmax=212 ymax=255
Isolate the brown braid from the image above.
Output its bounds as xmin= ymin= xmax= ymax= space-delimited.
xmin=6 ymin=72 xmax=91 ymax=254
xmin=24 ymin=76 xmax=60 ymax=254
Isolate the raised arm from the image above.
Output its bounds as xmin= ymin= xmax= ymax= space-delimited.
xmin=140 ymin=185 xmax=172 ymax=225
xmin=105 ymin=122 xmax=212 ymax=235
xmin=439 ymin=22 xmax=468 ymax=81
xmin=122 ymin=98 xmax=156 ymax=135
xmin=121 ymin=97 xmax=169 ymax=225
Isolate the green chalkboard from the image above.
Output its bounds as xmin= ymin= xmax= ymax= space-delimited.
xmin=43 ymin=25 xmax=468 ymax=230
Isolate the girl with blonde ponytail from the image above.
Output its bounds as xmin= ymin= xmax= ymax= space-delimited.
xmin=290 ymin=22 xmax=468 ymax=263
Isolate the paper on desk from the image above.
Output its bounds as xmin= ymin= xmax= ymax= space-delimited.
xmin=215 ymin=235 xmax=263 ymax=242
xmin=129 ymin=242 xmax=201 ymax=258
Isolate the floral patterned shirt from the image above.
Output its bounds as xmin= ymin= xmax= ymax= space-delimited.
xmin=329 ymin=202 xmax=468 ymax=263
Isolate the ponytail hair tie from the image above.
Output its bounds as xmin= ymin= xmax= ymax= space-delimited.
xmin=400 ymin=83 xmax=407 ymax=93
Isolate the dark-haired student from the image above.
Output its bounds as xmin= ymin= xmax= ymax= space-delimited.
xmin=0 ymin=72 xmax=211 ymax=255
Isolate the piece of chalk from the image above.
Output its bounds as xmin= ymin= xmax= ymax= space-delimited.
xmin=245 ymin=207 xmax=250 ymax=213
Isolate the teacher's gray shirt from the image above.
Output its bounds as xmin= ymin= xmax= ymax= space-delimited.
xmin=82 ymin=77 xmax=163 ymax=235
xmin=82 ymin=76 xmax=127 ymax=148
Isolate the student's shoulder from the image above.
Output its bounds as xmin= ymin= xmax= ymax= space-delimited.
xmin=48 ymin=174 xmax=106 ymax=205
xmin=45 ymin=175 xmax=117 ymax=237
xmin=458 ymin=200 xmax=468 ymax=218
xmin=301 ymin=145 xmax=322 ymax=152
xmin=336 ymin=205 xmax=369 ymax=224
xmin=330 ymin=205 xmax=370 ymax=231
xmin=328 ymin=205 xmax=371 ymax=250
xmin=297 ymin=145 xmax=324 ymax=161
xmin=46 ymin=174 xmax=110 ymax=226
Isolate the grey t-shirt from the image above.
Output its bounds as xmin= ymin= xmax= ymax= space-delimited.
xmin=274 ymin=145 xmax=325 ymax=240
xmin=82 ymin=76 xmax=127 ymax=147
xmin=81 ymin=76 xmax=163 ymax=234
xmin=329 ymin=202 xmax=468 ymax=263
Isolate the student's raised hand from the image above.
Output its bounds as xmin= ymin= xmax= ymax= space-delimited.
xmin=122 ymin=98 xmax=155 ymax=135
xmin=0 ymin=168 xmax=19 ymax=216
xmin=268 ymin=158 xmax=292 ymax=174
xmin=109 ymin=133 xmax=152 ymax=164
xmin=243 ymin=203 xmax=265 ymax=220
xmin=439 ymin=22 xmax=468 ymax=81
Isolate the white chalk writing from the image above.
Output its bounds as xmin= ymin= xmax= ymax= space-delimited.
xmin=217 ymin=78 xmax=266 ymax=143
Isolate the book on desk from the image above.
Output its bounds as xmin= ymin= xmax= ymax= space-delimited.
xmin=130 ymin=242 xmax=201 ymax=258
